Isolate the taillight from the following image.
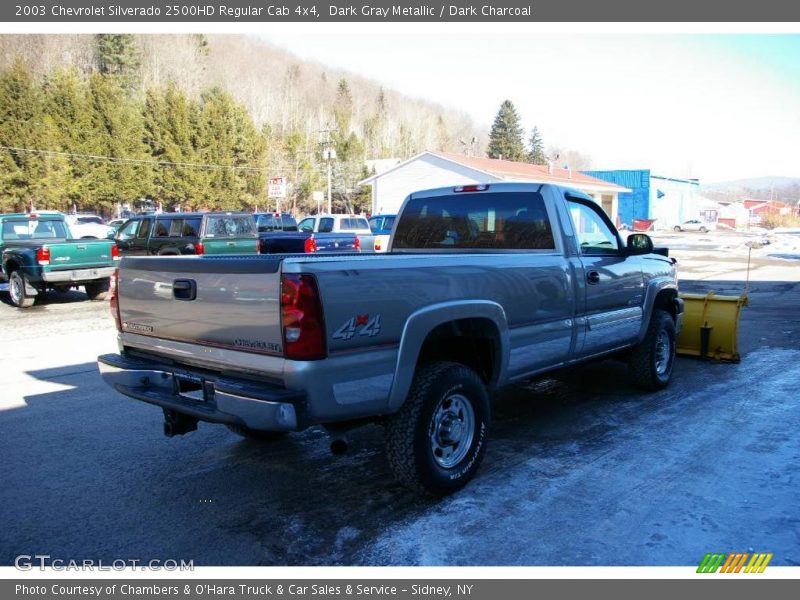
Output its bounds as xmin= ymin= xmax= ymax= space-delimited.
xmin=374 ymin=238 xmax=382 ymax=252
xmin=36 ymin=246 xmax=50 ymax=265
xmin=454 ymin=184 xmax=489 ymax=193
xmin=194 ymin=241 xmax=205 ymax=255
xmin=111 ymin=244 xmax=120 ymax=261
xmin=354 ymin=236 xmax=361 ymax=251
xmin=281 ymin=274 xmax=326 ymax=360
xmin=109 ymin=268 xmax=122 ymax=332
xmin=304 ymin=237 xmax=317 ymax=253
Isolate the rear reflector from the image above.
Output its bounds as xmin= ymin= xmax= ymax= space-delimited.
xmin=454 ymin=184 xmax=489 ymax=193
xmin=36 ymin=246 xmax=50 ymax=265
xmin=109 ymin=268 xmax=121 ymax=332
xmin=194 ymin=241 xmax=205 ymax=255
xmin=281 ymin=274 xmax=326 ymax=360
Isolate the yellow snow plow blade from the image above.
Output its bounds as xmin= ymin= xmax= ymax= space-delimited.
xmin=677 ymin=292 xmax=748 ymax=362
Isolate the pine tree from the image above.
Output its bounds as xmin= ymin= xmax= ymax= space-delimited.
xmin=487 ymin=100 xmax=525 ymax=162
xmin=527 ymin=126 xmax=546 ymax=165
xmin=96 ymin=34 xmax=141 ymax=92
xmin=0 ymin=59 xmax=48 ymax=212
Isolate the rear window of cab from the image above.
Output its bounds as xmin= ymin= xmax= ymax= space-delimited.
xmin=204 ymin=215 xmax=256 ymax=238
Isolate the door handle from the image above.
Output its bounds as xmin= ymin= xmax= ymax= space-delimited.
xmin=587 ymin=271 xmax=601 ymax=285
xmin=172 ymin=279 xmax=197 ymax=301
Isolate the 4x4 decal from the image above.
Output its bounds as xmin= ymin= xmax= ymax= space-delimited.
xmin=332 ymin=314 xmax=382 ymax=340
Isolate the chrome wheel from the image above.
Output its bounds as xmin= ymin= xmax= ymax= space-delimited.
xmin=655 ymin=330 xmax=672 ymax=376
xmin=429 ymin=393 xmax=475 ymax=469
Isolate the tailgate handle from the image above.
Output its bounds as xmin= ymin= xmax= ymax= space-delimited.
xmin=172 ymin=279 xmax=197 ymax=301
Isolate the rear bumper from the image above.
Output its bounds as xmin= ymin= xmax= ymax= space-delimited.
xmin=97 ymin=353 xmax=303 ymax=431
xmin=43 ymin=266 xmax=116 ymax=283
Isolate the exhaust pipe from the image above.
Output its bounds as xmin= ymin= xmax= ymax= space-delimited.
xmin=329 ymin=432 xmax=349 ymax=455
xmin=163 ymin=409 xmax=198 ymax=437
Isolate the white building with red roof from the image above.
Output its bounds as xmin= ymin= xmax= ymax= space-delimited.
xmin=359 ymin=151 xmax=629 ymax=222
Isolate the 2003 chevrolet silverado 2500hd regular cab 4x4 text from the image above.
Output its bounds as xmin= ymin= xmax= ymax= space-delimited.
xmin=98 ymin=183 xmax=683 ymax=495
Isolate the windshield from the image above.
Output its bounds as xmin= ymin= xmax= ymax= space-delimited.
xmin=392 ymin=192 xmax=555 ymax=250
xmin=2 ymin=219 xmax=70 ymax=240
xmin=204 ymin=215 xmax=256 ymax=238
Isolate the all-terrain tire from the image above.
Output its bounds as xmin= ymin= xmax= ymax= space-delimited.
xmin=84 ymin=278 xmax=110 ymax=301
xmin=226 ymin=424 xmax=288 ymax=442
xmin=8 ymin=271 xmax=35 ymax=308
xmin=628 ymin=309 xmax=676 ymax=391
xmin=385 ymin=361 xmax=490 ymax=496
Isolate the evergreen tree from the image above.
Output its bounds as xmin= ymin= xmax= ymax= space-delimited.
xmin=0 ymin=59 xmax=48 ymax=212
xmin=527 ymin=126 xmax=546 ymax=165
xmin=96 ymin=34 xmax=141 ymax=91
xmin=487 ymin=100 xmax=525 ymax=162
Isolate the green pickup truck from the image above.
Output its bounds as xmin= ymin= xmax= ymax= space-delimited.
xmin=0 ymin=212 xmax=119 ymax=308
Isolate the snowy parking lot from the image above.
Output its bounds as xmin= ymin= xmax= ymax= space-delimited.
xmin=1 ymin=233 xmax=798 ymax=566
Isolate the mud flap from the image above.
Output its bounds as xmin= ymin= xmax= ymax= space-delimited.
xmin=677 ymin=292 xmax=748 ymax=362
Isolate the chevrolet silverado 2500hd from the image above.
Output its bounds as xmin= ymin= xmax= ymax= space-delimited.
xmin=98 ymin=183 xmax=683 ymax=495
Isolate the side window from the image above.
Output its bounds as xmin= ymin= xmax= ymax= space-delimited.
xmin=117 ymin=220 xmax=139 ymax=239
xmin=137 ymin=219 xmax=152 ymax=239
xmin=569 ymin=200 xmax=620 ymax=255
xmin=318 ymin=218 xmax=334 ymax=233
xmin=368 ymin=217 xmax=380 ymax=232
xmin=298 ymin=218 xmax=315 ymax=232
xmin=153 ymin=219 xmax=171 ymax=238
xmin=183 ymin=218 xmax=201 ymax=237
xmin=383 ymin=216 xmax=396 ymax=230
xmin=168 ymin=219 xmax=184 ymax=237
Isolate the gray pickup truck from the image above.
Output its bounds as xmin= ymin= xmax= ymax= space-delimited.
xmin=98 ymin=183 xmax=683 ymax=495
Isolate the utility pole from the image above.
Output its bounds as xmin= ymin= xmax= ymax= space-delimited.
xmin=319 ymin=127 xmax=336 ymax=214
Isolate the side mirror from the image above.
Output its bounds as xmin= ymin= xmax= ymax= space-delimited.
xmin=626 ymin=233 xmax=654 ymax=255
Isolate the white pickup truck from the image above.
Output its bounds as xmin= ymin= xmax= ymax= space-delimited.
xmin=98 ymin=183 xmax=682 ymax=495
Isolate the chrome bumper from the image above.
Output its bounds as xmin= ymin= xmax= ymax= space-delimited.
xmin=43 ymin=266 xmax=116 ymax=283
xmin=97 ymin=353 xmax=302 ymax=431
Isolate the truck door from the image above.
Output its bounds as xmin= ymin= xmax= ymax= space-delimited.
xmin=115 ymin=218 xmax=151 ymax=257
xmin=568 ymin=199 xmax=644 ymax=356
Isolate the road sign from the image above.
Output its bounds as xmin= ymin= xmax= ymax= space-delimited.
xmin=268 ymin=176 xmax=287 ymax=198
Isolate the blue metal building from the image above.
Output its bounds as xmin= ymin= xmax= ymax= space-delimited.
xmin=584 ymin=169 xmax=701 ymax=229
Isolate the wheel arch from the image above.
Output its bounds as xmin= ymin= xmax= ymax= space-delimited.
xmin=387 ymin=300 xmax=509 ymax=411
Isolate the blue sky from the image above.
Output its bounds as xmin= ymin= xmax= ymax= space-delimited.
xmin=259 ymin=32 xmax=800 ymax=183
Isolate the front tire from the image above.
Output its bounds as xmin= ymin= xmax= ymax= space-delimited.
xmin=84 ymin=279 xmax=110 ymax=301
xmin=673 ymin=226 xmax=682 ymax=232
xmin=699 ymin=226 xmax=708 ymax=233
xmin=628 ymin=309 xmax=676 ymax=390
xmin=385 ymin=361 xmax=490 ymax=496
xmin=8 ymin=271 xmax=35 ymax=308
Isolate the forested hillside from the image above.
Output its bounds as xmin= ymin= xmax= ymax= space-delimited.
xmin=0 ymin=34 xmax=482 ymax=215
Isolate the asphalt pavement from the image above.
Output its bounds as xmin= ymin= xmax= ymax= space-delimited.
xmin=1 ymin=235 xmax=798 ymax=566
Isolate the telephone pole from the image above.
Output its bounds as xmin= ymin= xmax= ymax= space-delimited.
xmin=319 ymin=128 xmax=336 ymax=214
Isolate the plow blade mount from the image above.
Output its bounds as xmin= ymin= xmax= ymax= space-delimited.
xmin=677 ymin=292 xmax=748 ymax=362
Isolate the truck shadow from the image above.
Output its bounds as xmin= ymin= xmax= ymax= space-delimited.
xmin=4 ymin=356 xmax=682 ymax=566
xmin=0 ymin=288 xmax=91 ymax=308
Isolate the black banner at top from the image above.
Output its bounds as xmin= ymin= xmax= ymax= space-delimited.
xmin=3 ymin=0 xmax=800 ymax=22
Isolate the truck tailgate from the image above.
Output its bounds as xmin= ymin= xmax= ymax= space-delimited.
xmin=50 ymin=239 xmax=114 ymax=269
xmin=314 ymin=233 xmax=359 ymax=252
xmin=118 ymin=255 xmax=284 ymax=356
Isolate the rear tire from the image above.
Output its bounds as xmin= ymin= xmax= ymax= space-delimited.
xmin=673 ymin=226 xmax=682 ymax=232
xmin=84 ymin=279 xmax=110 ymax=301
xmin=8 ymin=271 xmax=35 ymax=308
xmin=226 ymin=424 xmax=288 ymax=442
xmin=699 ymin=226 xmax=708 ymax=233
xmin=385 ymin=361 xmax=490 ymax=496
xmin=628 ymin=309 xmax=676 ymax=390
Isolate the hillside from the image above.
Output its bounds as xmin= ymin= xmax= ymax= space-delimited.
xmin=0 ymin=34 xmax=483 ymax=214
xmin=703 ymin=176 xmax=800 ymax=204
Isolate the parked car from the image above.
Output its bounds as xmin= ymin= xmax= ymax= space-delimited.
xmin=256 ymin=212 xmax=360 ymax=254
xmin=0 ymin=212 xmax=118 ymax=307
xmin=98 ymin=182 xmax=683 ymax=495
xmin=64 ymin=213 xmax=116 ymax=239
xmin=297 ymin=214 xmax=375 ymax=252
xmin=114 ymin=212 xmax=259 ymax=256
xmin=368 ymin=213 xmax=397 ymax=252
xmin=673 ymin=219 xmax=714 ymax=233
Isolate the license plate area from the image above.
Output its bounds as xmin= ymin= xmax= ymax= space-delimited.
xmin=175 ymin=374 xmax=207 ymax=402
